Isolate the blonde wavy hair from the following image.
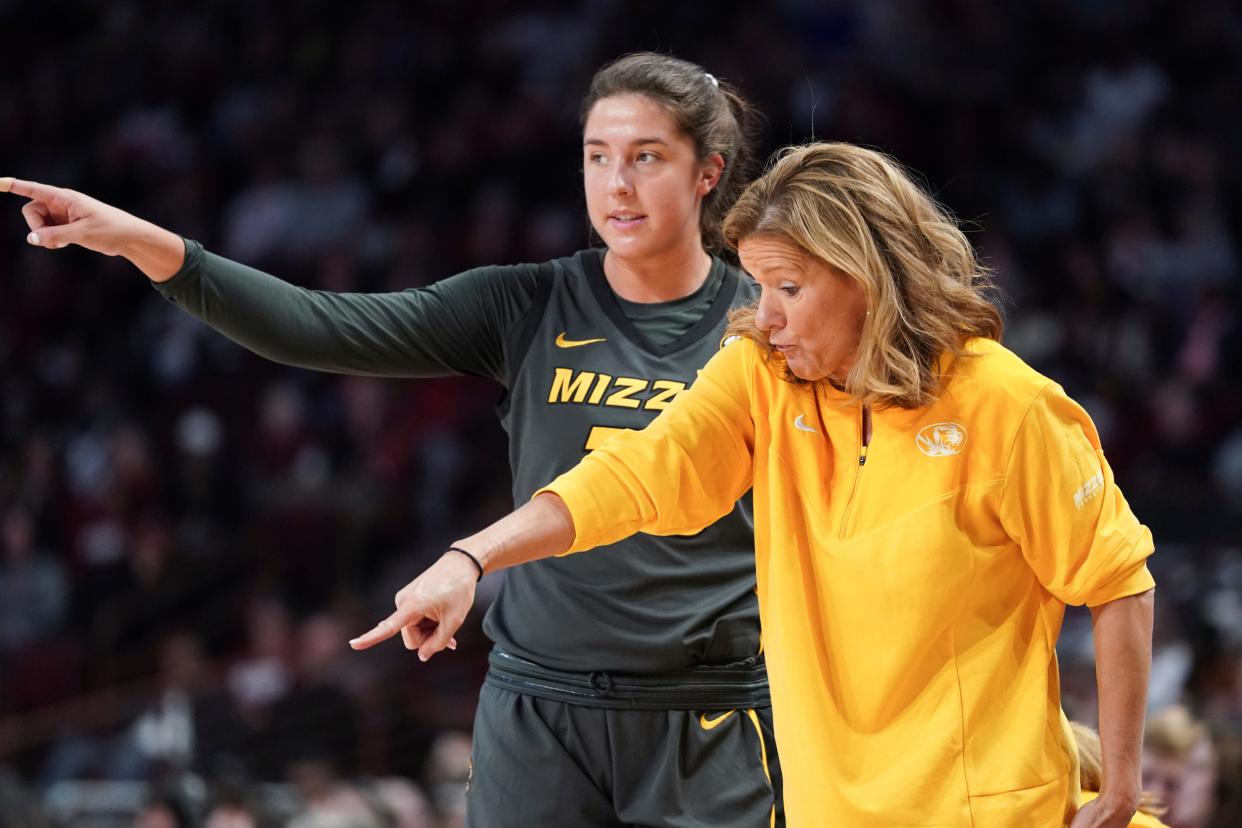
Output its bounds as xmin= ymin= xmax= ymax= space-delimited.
xmin=1144 ymin=703 xmax=1211 ymax=760
xmin=1071 ymin=721 xmax=1167 ymax=818
xmin=722 ymin=142 xmax=1002 ymax=409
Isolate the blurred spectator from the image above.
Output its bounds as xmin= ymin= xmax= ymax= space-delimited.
xmin=1143 ymin=706 xmax=1219 ymax=828
xmin=0 ymin=767 xmax=48 ymax=828
xmin=422 ymin=731 xmax=471 ymax=828
xmin=227 ymin=595 xmax=296 ymax=730
xmin=369 ymin=776 xmax=437 ymax=828
xmin=133 ymin=790 xmax=194 ymax=828
xmin=286 ymin=756 xmax=382 ymax=828
xmin=205 ymin=804 xmax=257 ymax=828
xmin=254 ymin=614 xmax=359 ymax=779
xmin=0 ymin=508 xmax=68 ymax=652
xmin=204 ymin=788 xmax=261 ymax=828
xmin=42 ymin=631 xmax=238 ymax=786
xmin=91 ymin=518 xmax=200 ymax=674
xmin=127 ymin=632 xmax=240 ymax=778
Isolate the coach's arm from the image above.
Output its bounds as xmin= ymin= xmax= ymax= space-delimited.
xmin=1069 ymin=587 xmax=1155 ymax=828
xmin=349 ymin=492 xmax=576 ymax=660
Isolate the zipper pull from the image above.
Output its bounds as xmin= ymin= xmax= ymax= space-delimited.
xmin=859 ymin=403 xmax=872 ymax=466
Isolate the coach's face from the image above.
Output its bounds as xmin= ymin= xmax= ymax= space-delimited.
xmin=583 ymin=93 xmax=721 ymax=261
xmin=740 ymin=234 xmax=869 ymax=383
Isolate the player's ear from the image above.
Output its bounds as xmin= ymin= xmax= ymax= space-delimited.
xmin=698 ymin=154 xmax=724 ymax=196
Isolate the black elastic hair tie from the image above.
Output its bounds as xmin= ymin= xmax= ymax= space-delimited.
xmin=448 ymin=546 xmax=484 ymax=582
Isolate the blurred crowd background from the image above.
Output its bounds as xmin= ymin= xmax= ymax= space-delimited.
xmin=1 ymin=1 xmax=1240 ymax=826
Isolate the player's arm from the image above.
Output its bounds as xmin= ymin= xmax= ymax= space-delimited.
xmin=156 ymin=242 xmax=538 ymax=379
xmin=2 ymin=177 xmax=539 ymax=380
xmin=350 ymin=341 xmax=758 ymax=658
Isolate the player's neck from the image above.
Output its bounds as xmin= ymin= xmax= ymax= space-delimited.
xmin=603 ymin=238 xmax=712 ymax=304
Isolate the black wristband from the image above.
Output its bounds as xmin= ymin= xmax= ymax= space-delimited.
xmin=448 ymin=546 xmax=484 ymax=582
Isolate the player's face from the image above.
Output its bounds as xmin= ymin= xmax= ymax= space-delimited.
xmin=583 ymin=94 xmax=721 ymax=260
xmin=740 ymin=235 xmax=869 ymax=383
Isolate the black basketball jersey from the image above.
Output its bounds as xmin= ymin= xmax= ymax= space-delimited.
xmin=489 ymin=249 xmax=760 ymax=672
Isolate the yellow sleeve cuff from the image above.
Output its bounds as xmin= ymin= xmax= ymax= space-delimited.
xmin=534 ymin=476 xmax=593 ymax=555
xmin=1084 ymin=562 xmax=1155 ymax=608
xmin=534 ymin=462 xmax=650 ymax=555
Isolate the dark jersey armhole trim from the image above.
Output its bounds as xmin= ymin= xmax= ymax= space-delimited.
xmin=496 ymin=260 xmax=557 ymax=418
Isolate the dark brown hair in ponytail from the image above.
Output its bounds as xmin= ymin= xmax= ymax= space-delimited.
xmin=581 ymin=52 xmax=761 ymax=254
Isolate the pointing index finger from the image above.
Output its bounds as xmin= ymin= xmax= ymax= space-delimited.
xmin=350 ymin=608 xmax=423 ymax=651
xmin=1 ymin=178 xmax=63 ymax=203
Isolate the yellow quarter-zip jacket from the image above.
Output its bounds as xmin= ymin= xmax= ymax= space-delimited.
xmin=540 ymin=336 xmax=1155 ymax=826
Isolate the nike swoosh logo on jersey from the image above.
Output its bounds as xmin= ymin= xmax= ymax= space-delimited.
xmin=555 ymin=332 xmax=607 ymax=349
xmin=794 ymin=414 xmax=818 ymax=434
xmin=699 ymin=710 xmax=737 ymax=730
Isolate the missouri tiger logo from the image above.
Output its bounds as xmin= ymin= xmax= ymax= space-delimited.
xmin=916 ymin=422 xmax=967 ymax=457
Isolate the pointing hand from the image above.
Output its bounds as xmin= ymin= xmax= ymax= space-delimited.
xmin=2 ymin=177 xmax=186 ymax=279
xmin=1 ymin=177 xmax=146 ymax=256
xmin=350 ymin=550 xmax=480 ymax=661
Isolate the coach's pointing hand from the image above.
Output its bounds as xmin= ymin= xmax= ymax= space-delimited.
xmin=349 ymin=549 xmax=480 ymax=661
xmin=2 ymin=177 xmax=186 ymax=280
xmin=348 ymin=493 xmax=577 ymax=660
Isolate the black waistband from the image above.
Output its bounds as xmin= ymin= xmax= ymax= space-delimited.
xmin=484 ymin=647 xmax=771 ymax=710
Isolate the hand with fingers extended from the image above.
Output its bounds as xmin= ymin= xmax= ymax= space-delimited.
xmin=1 ymin=176 xmax=186 ymax=280
xmin=349 ymin=549 xmax=482 ymax=661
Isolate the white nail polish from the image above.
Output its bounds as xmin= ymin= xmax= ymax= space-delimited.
xmin=27 ymin=232 xmax=39 ymax=245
